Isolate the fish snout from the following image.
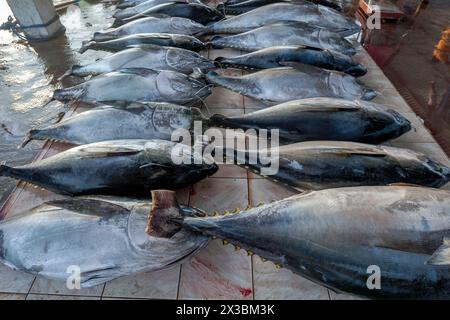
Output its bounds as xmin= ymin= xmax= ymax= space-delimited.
xmin=427 ymin=159 xmax=450 ymax=186
xmin=361 ymin=86 xmax=378 ymax=101
xmin=387 ymin=109 xmax=412 ymax=135
xmin=345 ymin=64 xmax=368 ymax=77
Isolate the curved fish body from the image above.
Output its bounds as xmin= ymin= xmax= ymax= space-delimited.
xmin=117 ymin=2 xmax=224 ymax=26
xmin=231 ymin=141 xmax=450 ymax=190
xmin=217 ymin=0 xmax=345 ymax=15
xmin=0 ymin=139 xmax=218 ymax=196
xmin=93 ymin=17 xmax=207 ymax=42
xmin=117 ymin=0 xmax=151 ymax=9
xmin=206 ymin=65 xmax=376 ymax=103
xmin=64 ymin=46 xmax=214 ymax=78
xmin=215 ymin=46 xmax=366 ymax=76
xmin=22 ymin=102 xmax=207 ymax=146
xmin=147 ymin=187 xmax=450 ymax=299
xmin=209 ymin=22 xmax=356 ymax=56
xmin=206 ymin=3 xmax=360 ymax=36
xmin=209 ymin=98 xmax=411 ymax=144
xmin=0 ymin=196 xmax=209 ymax=288
xmin=114 ymin=0 xmax=201 ymax=19
xmin=80 ymin=33 xmax=206 ymax=54
xmin=53 ymin=68 xmax=211 ymax=106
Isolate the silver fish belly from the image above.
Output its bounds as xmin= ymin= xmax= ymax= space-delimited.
xmin=0 ymin=196 xmax=208 ymax=287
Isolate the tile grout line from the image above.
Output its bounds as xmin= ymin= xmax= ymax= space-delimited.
xmin=176 ymin=185 xmax=193 ymax=300
xmin=25 ymin=277 xmax=36 ymax=300
xmin=100 ymin=283 xmax=106 ymax=300
xmin=246 ymin=168 xmax=255 ymax=300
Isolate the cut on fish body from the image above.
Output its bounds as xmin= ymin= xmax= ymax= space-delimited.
xmin=0 ymin=139 xmax=218 ymax=196
xmin=0 ymin=196 xmax=209 ymax=287
xmin=147 ymin=187 xmax=450 ymax=299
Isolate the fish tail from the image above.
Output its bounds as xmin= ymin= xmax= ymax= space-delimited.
xmin=0 ymin=163 xmax=28 ymax=180
xmin=207 ymin=113 xmax=237 ymax=130
xmin=206 ymin=35 xmax=224 ymax=49
xmin=79 ymin=41 xmax=94 ymax=54
xmin=92 ymin=31 xmax=115 ymax=42
xmin=146 ymin=190 xmax=184 ymax=238
xmin=53 ymin=87 xmax=84 ymax=102
xmin=57 ymin=65 xmax=82 ymax=81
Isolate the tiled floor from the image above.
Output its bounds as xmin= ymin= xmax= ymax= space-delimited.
xmin=0 ymin=43 xmax=447 ymax=300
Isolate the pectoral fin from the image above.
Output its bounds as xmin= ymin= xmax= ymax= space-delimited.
xmin=426 ymin=238 xmax=450 ymax=266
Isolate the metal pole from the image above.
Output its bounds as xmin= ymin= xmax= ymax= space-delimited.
xmin=6 ymin=0 xmax=65 ymax=41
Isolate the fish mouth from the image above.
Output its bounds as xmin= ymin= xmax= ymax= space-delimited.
xmin=361 ymin=87 xmax=378 ymax=101
xmin=387 ymin=109 xmax=412 ymax=135
xmin=425 ymin=158 xmax=450 ymax=187
xmin=344 ymin=64 xmax=368 ymax=77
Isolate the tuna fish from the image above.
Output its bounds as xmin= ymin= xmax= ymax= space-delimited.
xmin=227 ymin=141 xmax=450 ymax=189
xmin=217 ymin=0 xmax=345 ymax=15
xmin=0 ymin=139 xmax=218 ymax=196
xmin=62 ymin=46 xmax=214 ymax=79
xmin=114 ymin=0 xmax=201 ymax=20
xmin=147 ymin=187 xmax=450 ymax=299
xmin=0 ymin=196 xmax=209 ymax=287
xmin=115 ymin=2 xmax=224 ymax=26
xmin=117 ymin=0 xmax=151 ymax=9
xmin=209 ymin=98 xmax=411 ymax=144
xmin=20 ymin=98 xmax=410 ymax=147
xmin=92 ymin=17 xmax=207 ymax=42
xmin=21 ymin=102 xmax=207 ymax=146
xmin=214 ymin=46 xmax=366 ymax=76
xmin=80 ymin=33 xmax=206 ymax=54
xmin=206 ymin=3 xmax=360 ymax=36
xmin=206 ymin=65 xmax=376 ymax=103
xmin=53 ymin=68 xmax=211 ymax=106
xmin=208 ymin=22 xmax=356 ymax=56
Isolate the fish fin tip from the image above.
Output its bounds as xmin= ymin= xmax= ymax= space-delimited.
xmin=426 ymin=238 xmax=450 ymax=266
xmin=147 ymin=190 xmax=182 ymax=238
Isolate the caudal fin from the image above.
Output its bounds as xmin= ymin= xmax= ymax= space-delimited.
xmin=146 ymin=190 xmax=183 ymax=238
xmin=79 ymin=41 xmax=94 ymax=54
xmin=0 ymin=163 xmax=27 ymax=180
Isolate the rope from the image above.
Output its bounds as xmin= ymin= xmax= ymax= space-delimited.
xmin=0 ymin=16 xmax=27 ymax=40
xmin=0 ymin=13 xmax=62 ymax=42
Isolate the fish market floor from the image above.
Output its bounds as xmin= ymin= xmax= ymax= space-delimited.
xmin=1 ymin=45 xmax=449 ymax=300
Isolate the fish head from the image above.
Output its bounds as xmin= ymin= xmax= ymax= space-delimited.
xmin=170 ymin=17 xmax=205 ymax=34
xmin=156 ymin=70 xmax=211 ymax=103
xmin=385 ymin=109 xmax=412 ymax=137
xmin=420 ymin=156 xmax=450 ymax=187
xmin=361 ymin=86 xmax=378 ymax=101
xmin=165 ymin=47 xmax=214 ymax=72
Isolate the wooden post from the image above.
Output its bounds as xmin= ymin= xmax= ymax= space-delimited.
xmin=6 ymin=0 xmax=65 ymax=41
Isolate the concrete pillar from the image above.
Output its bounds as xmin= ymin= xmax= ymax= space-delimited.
xmin=6 ymin=0 xmax=65 ymax=41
